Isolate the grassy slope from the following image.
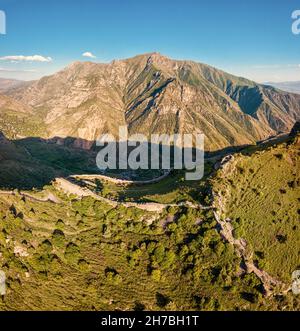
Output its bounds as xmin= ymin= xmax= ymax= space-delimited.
xmin=81 ymin=163 xmax=214 ymax=205
xmin=1 ymin=185 xmax=297 ymax=311
xmin=0 ymin=136 xmax=101 ymax=190
xmin=212 ymin=135 xmax=300 ymax=283
xmin=0 ymin=134 xmax=299 ymax=311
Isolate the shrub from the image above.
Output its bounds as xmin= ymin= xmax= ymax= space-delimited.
xmin=151 ymin=269 xmax=161 ymax=282
xmin=156 ymin=292 xmax=170 ymax=308
xmin=56 ymin=219 xmax=65 ymax=229
xmin=40 ymin=240 xmax=53 ymax=254
xmin=64 ymin=242 xmax=81 ymax=264
xmin=276 ymin=234 xmax=287 ymax=244
xmin=52 ymin=229 xmax=65 ymax=248
xmin=105 ymin=268 xmax=122 ymax=285
xmin=78 ymin=259 xmax=89 ymax=271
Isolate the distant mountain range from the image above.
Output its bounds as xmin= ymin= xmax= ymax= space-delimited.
xmin=1 ymin=53 xmax=300 ymax=151
xmin=266 ymin=81 xmax=300 ymax=94
xmin=0 ymin=78 xmax=26 ymax=93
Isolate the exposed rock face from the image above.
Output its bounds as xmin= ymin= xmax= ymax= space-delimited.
xmin=0 ymin=93 xmax=32 ymax=113
xmin=3 ymin=53 xmax=300 ymax=151
xmin=13 ymin=244 xmax=29 ymax=257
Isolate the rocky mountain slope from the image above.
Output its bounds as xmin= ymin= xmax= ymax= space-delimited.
xmin=0 ymin=93 xmax=45 ymax=139
xmin=0 ymin=78 xmax=25 ymax=93
xmin=0 ymin=130 xmax=64 ymax=189
xmin=3 ymin=53 xmax=300 ymax=150
xmin=0 ymin=130 xmax=101 ymax=190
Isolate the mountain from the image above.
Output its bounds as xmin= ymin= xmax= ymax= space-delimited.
xmin=4 ymin=53 xmax=300 ymax=150
xmin=290 ymin=121 xmax=300 ymax=136
xmin=0 ymin=93 xmax=32 ymax=113
xmin=0 ymin=130 xmax=59 ymax=189
xmin=0 ymin=56 xmax=299 ymax=310
xmin=0 ymin=78 xmax=26 ymax=93
xmin=211 ymin=130 xmax=300 ymax=291
xmin=266 ymin=81 xmax=300 ymax=94
xmin=0 ymin=130 xmax=101 ymax=189
xmin=0 ymin=93 xmax=46 ymax=139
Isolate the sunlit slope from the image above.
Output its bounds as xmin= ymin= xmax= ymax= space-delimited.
xmin=212 ymin=133 xmax=300 ymax=283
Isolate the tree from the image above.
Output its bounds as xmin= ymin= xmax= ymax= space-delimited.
xmin=153 ymin=244 xmax=165 ymax=264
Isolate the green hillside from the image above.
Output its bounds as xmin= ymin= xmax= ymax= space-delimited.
xmin=0 ymin=133 xmax=299 ymax=311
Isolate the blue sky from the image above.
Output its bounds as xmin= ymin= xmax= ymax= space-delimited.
xmin=0 ymin=0 xmax=299 ymax=82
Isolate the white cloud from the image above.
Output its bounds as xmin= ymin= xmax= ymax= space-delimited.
xmin=0 ymin=55 xmax=52 ymax=62
xmin=82 ymin=52 xmax=96 ymax=59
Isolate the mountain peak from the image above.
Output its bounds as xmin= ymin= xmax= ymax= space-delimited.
xmin=146 ymin=52 xmax=170 ymax=64
xmin=65 ymin=60 xmax=96 ymax=69
xmin=3 ymin=53 xmax=300 ymax=151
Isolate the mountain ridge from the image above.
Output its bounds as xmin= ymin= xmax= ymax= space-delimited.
xmin=0 ymin=77 xmax=26 ymax=93
xmin=2 ymin=53 xmax=300 ymax=150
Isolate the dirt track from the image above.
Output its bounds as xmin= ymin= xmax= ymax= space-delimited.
xmin=54 ymin=177 xmax=212 ymax=213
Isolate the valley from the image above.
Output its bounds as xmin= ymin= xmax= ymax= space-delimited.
xmin=0 ymin=54 xmax=299 ymax=311
xmin=0 ymin=125 xmax=299 ymax=310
